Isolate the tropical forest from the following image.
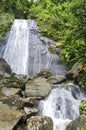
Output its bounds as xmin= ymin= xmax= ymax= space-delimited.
xmin=0 ymin=0 xmax=86 ymax=130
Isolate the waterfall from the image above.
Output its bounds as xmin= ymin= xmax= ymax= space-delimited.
xmin=0 ymin=19 xmax=83 ymax=130
xmin=0 ymin=19 xmax=67 ymax=76
xmin=39 ymin=83 xmax=84 ymax=130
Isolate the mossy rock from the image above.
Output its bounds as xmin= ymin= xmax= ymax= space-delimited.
xmin=27 ymin=116 xmax=53 ymax=130
xmin=48 ymin=44 xmax=57 ymax=54
xmin=66 ymin=116 xmax=86 ymax=130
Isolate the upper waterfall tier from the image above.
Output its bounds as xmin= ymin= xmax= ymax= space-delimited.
xmin=0 ymin=19 xmax=67 ymax=76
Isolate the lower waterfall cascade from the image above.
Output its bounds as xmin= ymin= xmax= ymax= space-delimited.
xmin=0 ymin=19 xmax=84 ymax=130
xmin=39 ymin=83 xmax=84 ymax=130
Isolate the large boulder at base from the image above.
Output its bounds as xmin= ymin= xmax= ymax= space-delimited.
xmin=66 ymin=116 xmax=86 ymax=130
xmin=0 ymin=103 xmax=22 ymax=130
xmin=47 ymin=75 xmax=66 ymax=84
xmin=0 ymin=58 xmax=12 ymax=74
xmin=25 ymin=77 xmax=51 ymax=98
xmin=27 ymin=116 xmax=53 ymax=130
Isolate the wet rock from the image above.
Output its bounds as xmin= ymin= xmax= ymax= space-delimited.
xmin=24 ymin=107 xmax=38 ymax=116
xmin=35 ymin=68 xmax=52 ymax=78
xmin=66 ymin=116 xmax=86 ymax=130
xmin=13 ymin=74 xmax=30 ymax=90
xmin=0 ymin=72 xmax=10 ymax=78
xmin=15 ymin=74 xmax=29 ymax=81
xmin=0 ymin=103 xmax=22 ymax=130
xmin=22 ymin=97 xmax=38 ymax=107
xmin=1 ymin=73 xmax=26 ymax=89
xmin=1 ymin=87 xmax=21 ymax=96
xmin=47 ymin=75 xmax=66 ymax=84
xmin=56 ymin=47 xmax=61 ymax=55
xmin=27 ymin=116 xmax=53 ymax=130
xmin=66 ymin=63 xmax=83 ymax=80
xmin=25 ymin=77 xmax=51 ymax=98
xmin=48 ymin=44 xmax=57 ymax=54
xmin=2 ymin=78 xmax=21 ymax=88
xmin=0 ymin=58 xmax=12 ymax=74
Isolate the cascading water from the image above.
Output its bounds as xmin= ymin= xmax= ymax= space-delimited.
xmin=0 ymin=19 xmax=67 ymax=76
xmin=0 ymin=19 xmax=84 ymax=130
xmin=39 ymin=83 xmax=84 ymax=130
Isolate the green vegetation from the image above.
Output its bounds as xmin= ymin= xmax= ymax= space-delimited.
xmin=0 ymin=0 xmax=86 ymax=88
xmin=80 ymin=99 xmax=86 ymax=116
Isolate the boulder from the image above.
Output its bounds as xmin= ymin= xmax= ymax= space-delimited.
xmin=25 ymin=77 xmax=51 ymax=98
xmin=66 ymin=116 xmax=86 ymax=130
xmin=22 ymin=97 xmax=38 ymax=107
xmin=27 ymin=116 xmax=53 ymax=130
xmin=47 ymin=75 xmax=66 ymax=84
xmin=1 ymin=87 xmax=21 ymax=96
xmin=24 ymin=107 xmax=38 ymax=116
xmin=0 ymin=95 xmax=25 ymax=109
xmin=1 ymin=73 xmax=26 ymax=89
xmin=0 ymin=58 xmax=12 ymax=74
xmin=35 ymin=68 xmax=52 ymax=78
xmin=0 ymin=103 xmax=22 ymax=130
xmin=48 ymin=44 xmax=57 ymax=54
xmin=0 ymin=95 xmax=38 ymax=109
xmin=66 ymin=63 xmax=83 ymax=80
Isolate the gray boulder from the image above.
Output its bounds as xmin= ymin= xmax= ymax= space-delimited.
xmin=0 ymin=58 xmax=12 ymax=74
xmin=27 ymin=116 xmax=53 ymax=130
xmin=47 ymin=75 xmax=66 ymax=84
xmin=1 ymin=87 xmax=21 ymax=96
xmin=35 ymin=68 xmax=52 ymax=78
xmin=66 ymin=116 xmax=86 ymax=130
xmin=25 ymin=77 xmax=51 ymax=98
xmin=0 ymin=103 xmax=22 ymax=130
xmin=0 ymin=95 xmax=25 ymax=109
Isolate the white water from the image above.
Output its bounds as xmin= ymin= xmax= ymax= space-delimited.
xmin=1 ymin=20 xmax=29 ymax=75
xmin=0 ymin=19 xmax=67 ymax=76
xmin=39 ymin=83 xmax=84 ymax=130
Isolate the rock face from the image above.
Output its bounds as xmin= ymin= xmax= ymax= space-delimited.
xmin=24 ymin=107 xmax=38 ymax=116
xmin=0 ymin=95 xmax=25 ymax=109
xmin=25 ymin=77 xmax=51 ymax=98
xmin=1 ymin=87 xmax=21 ymax=96
xmin=0 ymin=103 xmax=22 ymax=130
xmin=0 ymin=58 xmax=12 ymax=74
xmin=66 ymin=116 xmax=86 ymax=130
xmin=66 ymin=63 xmax=83 ymax=80
xmin=35 ymin=68 xmax=52 ymax=78
xmin=27 ymin=116 xmax=53 ymax=130
xmin=47 ymin=75 xmax=66 ymax=84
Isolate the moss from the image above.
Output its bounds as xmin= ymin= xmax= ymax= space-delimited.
xmin=48 ymin=45 xmax=57 ymax=54
xmin=80 ymin=100 xmax=86 ymax=116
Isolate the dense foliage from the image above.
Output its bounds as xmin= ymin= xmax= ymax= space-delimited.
xmin=0 ymin=0 xmax=86 ymax=88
